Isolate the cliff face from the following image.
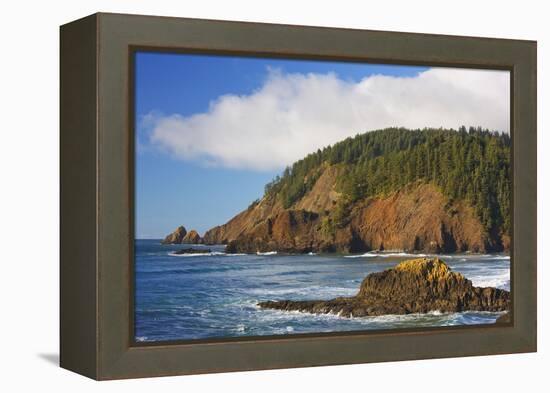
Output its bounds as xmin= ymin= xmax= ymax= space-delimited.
xmin=172 ymin=129 xmax=510 ymax=254
xmin=258 ymin=258 xmax=510 ymax=316
xmin=203 ymin=165 xmax=503 ymax=253
xmin=349 ymin=183 xmax=491 ymax=253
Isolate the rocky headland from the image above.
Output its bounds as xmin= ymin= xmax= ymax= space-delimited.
xmin=164 ymin=128 xmax=511 ymax=255
xmin=258 ymin=258 xmax=510 ymax=317
xmin=206 ymin=181 xmax=502 ymax=254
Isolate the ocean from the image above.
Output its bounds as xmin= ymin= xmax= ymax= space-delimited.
xmin=134 ymin=239 xmax=510 ymax=342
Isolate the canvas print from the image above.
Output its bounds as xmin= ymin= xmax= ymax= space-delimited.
xmin=134 ymin=52 xmax=511 ymax=342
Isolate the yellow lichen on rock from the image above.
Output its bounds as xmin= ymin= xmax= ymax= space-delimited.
xmin=393 ymin=257 xmax=458 ymax=282
xmin=260 ymin=257 xmax=511 ymax=316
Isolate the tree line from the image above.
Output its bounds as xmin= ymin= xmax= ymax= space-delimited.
xmin=264 ymin=127 xmax=511 ymax=235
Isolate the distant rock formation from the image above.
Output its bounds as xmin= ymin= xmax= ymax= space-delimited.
xmin=161 ymin=226 xmax=203 ymax=244
xmin=161 ymin=226 xmax=187 ymax=244
xmin=258 ymin=258 xmax=510 ymax=317
xmin=182 ymin=230 xmax=201 ymax=244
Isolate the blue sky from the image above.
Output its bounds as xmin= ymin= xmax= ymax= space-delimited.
xmin=135 ymin=52 xmax=427 ymax=238
xmin=135 ymin=52 xmax=509 ymax=238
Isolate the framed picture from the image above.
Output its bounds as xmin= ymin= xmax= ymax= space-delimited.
xmin=60 ymin=13 xmax=536 ymax=380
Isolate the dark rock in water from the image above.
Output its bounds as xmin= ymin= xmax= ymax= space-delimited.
xmin=172 ymin=248 xmax=212 ymax=255
xmin=225 ymin=241 xmax=239 ymax=254
xmin=258 ymin=258 xmax=510 ymax=317
xmin=161 ymin=226 xmax=187 ymax=244
xmin=495 ymin=312 xmax=511 ymax=324
xmin=182 ymin=229 xmax=202 ymax=244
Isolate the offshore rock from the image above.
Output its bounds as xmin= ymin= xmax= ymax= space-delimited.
xmin=258 ymin=258 xmax=510 ymax=317
xmin=161 ymin=226 xmax=187 ymax=244
xmin=182 ymin=229 xmax=202 ymax=244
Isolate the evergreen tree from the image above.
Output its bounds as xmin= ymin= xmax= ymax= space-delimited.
xmin=264 ymin=127 xmax=511 ymax=235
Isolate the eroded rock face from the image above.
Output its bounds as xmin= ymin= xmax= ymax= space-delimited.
xmin=161 ymin=226 xmax=187 ymax=244
xmin=182 ymin=230 xmax=201 ymax=244
xmin=258 ymin=258 xmax=510 ymax=317
xmin=204 ymin=176 xmax=505 ymax=254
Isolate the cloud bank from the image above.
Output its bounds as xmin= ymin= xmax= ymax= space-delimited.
xmin=145 ymin=67 xmax=509 ymax=171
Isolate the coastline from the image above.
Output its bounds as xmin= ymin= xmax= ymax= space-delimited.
xmin=134 ymin=239 xmax=510 ymax=342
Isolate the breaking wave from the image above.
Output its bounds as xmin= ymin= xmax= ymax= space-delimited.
xmin=168 ymin=251 xmax=247 ymax=257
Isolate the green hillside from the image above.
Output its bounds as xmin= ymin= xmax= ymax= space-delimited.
xmin=264 ymin=127 xmax=511 ymax=236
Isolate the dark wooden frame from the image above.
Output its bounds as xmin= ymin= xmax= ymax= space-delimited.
xmin=60 ymin=12 xmax=537 ymax=380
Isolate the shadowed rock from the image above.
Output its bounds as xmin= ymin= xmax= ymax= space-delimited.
xmin=258 ymin=258 xmax=510 ymax=317
xmin=172 ymin=248 xmax=211 ymax=255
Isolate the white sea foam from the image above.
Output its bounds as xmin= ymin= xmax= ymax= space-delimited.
xmin=482 ymin=255 xmax=510 ymax=260
xmin=468 ymin=273 xmax=510 ymax=290
xmin=168 ymin=251 xmax=247 ymax=257
xmin=257 ymin=251 xmax=278 ymax=256
xmin=248 ymin=285 xmax=356 ymax=298
xmin=343 ymin=252 xmax=510 ymax=261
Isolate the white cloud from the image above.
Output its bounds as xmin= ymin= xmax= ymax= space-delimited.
xmin=145 ymin=67 xmax=509 ymax=171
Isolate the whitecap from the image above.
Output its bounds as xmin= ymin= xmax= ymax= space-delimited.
xmin=248 ymin=284 xmax=356 ymax=298
xmin=168 ymin=251 xmax=247 ymax=257
xmin=257 ymin=251 xmax=278 ymax=256
xmin=168 ymin=251 xmax=223 ymax=257
xmin=468 ymin=274 xmax=510 ymax=290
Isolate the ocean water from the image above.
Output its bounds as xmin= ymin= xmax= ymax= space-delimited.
xmin=134 ymin=239 xmax=510 ymax=342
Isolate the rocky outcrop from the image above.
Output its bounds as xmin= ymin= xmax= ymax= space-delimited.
xmin=161 ymin=226 xmax=204 ymax=244
xmin=258 ymin=258 xmax=510 ymax=316
xmin=161 ymin=226 xmax=187 ymax=244
xmin=225 ymin=209 xmax=322 ymax=254
xmin=182 ymin=230 xmax=201 ymax=244
xmin=202 ymin=196 xmax=285 ymax=246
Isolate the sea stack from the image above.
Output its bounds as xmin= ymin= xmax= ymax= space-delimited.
xmin=258 ymin=258 xmax=510 ymax=317
xmin=182 ymin=230 xmax=202 ymax=244
xmin=161 ymin=226 xmax=187 ymax=244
